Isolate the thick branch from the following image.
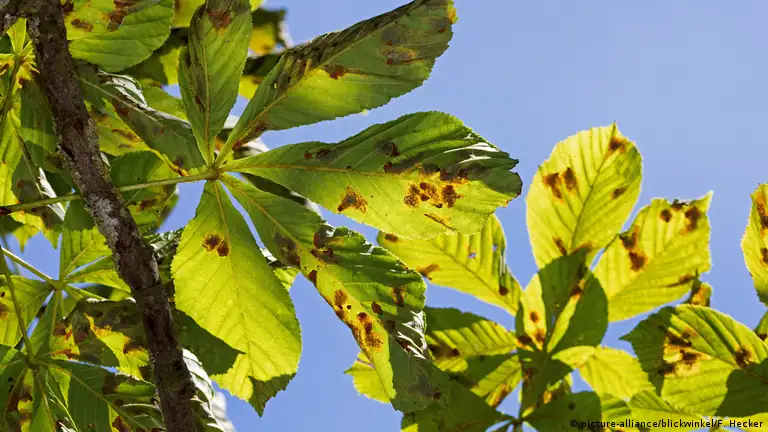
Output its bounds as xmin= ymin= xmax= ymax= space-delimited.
xmin=16 ymin=1 xmax=198 ymax=430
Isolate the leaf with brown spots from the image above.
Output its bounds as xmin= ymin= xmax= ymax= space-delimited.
xmin=623 ymin=305 xmax=768 ymax=417
xmin=742 ymin=184 xmax=768 ymax=306
xmin=223 ymin=111 xmax=522 ymax=239
xmin=595 ymin=193 xmax=712 ymax=322
xmin=0 ymin=276 xmax=50 ymax=348
xmin=66 ymin=0 xmax=174 ymax=72
xmin=224 ymin=175 xmax=452 ymax=412
xmin=179 ymin=0 xmax=252 ymax=165
xmin=526 ymin=392 xmax=633 ymax=432
xmin=377 ymin=215 xmax=522 ymax=315
xmin=527 ymin=125 xmax=642 ymax=268
xmin=172 ymin=181 xmax=302 ymax=414
xmin=220 ymin=0 xmax=459 ymax=158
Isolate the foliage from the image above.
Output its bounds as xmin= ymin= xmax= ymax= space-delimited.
xmin=0 ymin=0 xmax=764 ymax=431
xmin=0 ymin=0 xmax=524 ymax=429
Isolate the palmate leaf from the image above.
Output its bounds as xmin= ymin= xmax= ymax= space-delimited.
xmin=65 ymin=0 xmax=174 ymax=72
xmin=622 ymin=305 xmax=768 ymax=417
xmin=179 ymin=0 xmax=252 ymax=165
xmin=515 ymin=253 xmax=608 ymax=413
xmin=224 ymin=112 xmax=522 ymax=239
xmin=222 ymin=0 xmax=458 ymax=157
xmin=578 ymin=346 xmax=654 ymax=400
xmin=224 ymin=175 xmax=450 ymax=412
xmin=526 ymin=125 xmax=642 ymax=269
xmin=378 ymin=215 xmax=521 ymax=315
xmin=594 ymin=193 xmax=713 ymax=322
xmin=77 ymin=63 xmax=207 ymax=176
xmin=742 ymin=184 xmax=768 ymax=305
xmin=171 ymin=181 xmax=301 ymax=414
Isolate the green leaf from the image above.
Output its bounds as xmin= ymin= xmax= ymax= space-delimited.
xmin=526 ymin=125 xmax=642 ymax=268
xmin=179 ymin=0 xmax=252 ymax=164
xmin=627 ymin=391 xmax=702 ymax=432
xmin=223 ymin=0 xmax=458 ymax=155
xmin=578 ymin=346 xmax=653 ymax=400
xmin=755 ymin=310 xmax=768 ymax=341
xmin=424 ymin=307 xmax=516 ymax=370
xmin=47 ymin=360 xmax=164 ymax=432
xmin=378 ymin=215 xmax=521 ymax=315
xmin=742 ymin=184 xmax=768 ymax=305
xmin=595 ymin=193 xmax=713 ymax=322
xmin=59 ymin=201 xmax=111 ymax=279
xmin=622 ymin=305 xmax=768 ymax=417
xmin=224 ymin=111 xmax=521 ymax=239
xmin=345 ymin=352 xmax=390 ymax=404
xmin=172 ymin=0 xmax=263 ymax=28
xmin=123 ymin=29 xmax=187 ymax=86
xmin=19 ymin=78 xmax=63 ymax=174
xmin=0 ymin=276 xmax=50 ymax=348
xmin=184 ymin=349 xmax=238 ymax=431
xmin=224 ymin=175 xmax=451 ymax=412
xmin=64 ymin=257 xmax=130 ymax=292
xmin=66 ymin=0 xmax=174 ymax=72
xmin=111 ymin=151 xmax=178 ymax=230
xmin=400 ymin=383 xmax=504 ymax=432
xmin=515 ymin=253 xmax=608 ymax=413
xmin=171 ymin=181 xmax=301 ymax=414
xmin=77 ymin=63 xmax=207 ymax=175
xmin=525 ymin=392 xmax=635 ymax=432
xmin=44 ymin=298 xmax=151 ymax=380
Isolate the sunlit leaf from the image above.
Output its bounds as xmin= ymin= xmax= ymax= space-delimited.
xmin=171 ymin=181 xmax=301 ymax=414
xmin=179 ymin=0 xmax=252 ymax=164
xmin=224 ymin=112 xmax=521 ymax=239
xmin=627 ymin=391 xmax=702 ymax=432
xmin=578 ymin=346 xmax=653 ymax=400
xmin=223 ymin=0 xmax=458 ymax=156
xmin=742 ymin=184 xmax=768 ymax=306
xmin=225 ymin=175 xmax=450 ymax=412
xmin=111 ymin=151 xmax=178 ymax=230
xmin=345 ymin=352 xmax=390 ymax=404
xmin=378 ymin=215 xmax=521 ymax=315
xmin=59 ymin=201 xmax=111 ymax=279
xmin=172 ymin=0 xmax=263 ymax=27
xmin=526 ymin=125 xmax=642 ymax=268
xmin=66 ymin=0 xmax=174 ymax=72
xmin=0 ymin=276 xmax=51 ymax=348
xmin=595 ymin=193 xmax=713 ymax=322
xmin=622 ymin=305 xmax=768 ymax=417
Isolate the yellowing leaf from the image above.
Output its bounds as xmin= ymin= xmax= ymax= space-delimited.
xmin=526 ymin=125 xmax=642 ymax=268
xmin=578 ymin=346 xmax=653 ymax=400
xmin=222 ymin=0 xmax=458 ymax=156
xmin=0 ymin=276 xmax=50 ymax=347
xmin=171 ymin=181 xmax=301 ymax=414
xmin=224 ymin=175 xmax=451 ymax=412
xmin=378 ymin=215 xmax=521 ymax=315
xmin=224 ymin=112 xmax=521 ymax=239
xmin=742 ymin=184 xmax=768 ymax=305
xmin=595 ymin=194 xmax=713 ymax=322
xmin=623 ymin=305 xmax=768 ymax=417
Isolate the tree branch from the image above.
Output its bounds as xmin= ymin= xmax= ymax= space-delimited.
xmin=8 ymin=0 xmax=199 ymax=430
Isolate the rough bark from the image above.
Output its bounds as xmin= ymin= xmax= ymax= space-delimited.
xmin=4 ymin=1 xmax=199 ymax=430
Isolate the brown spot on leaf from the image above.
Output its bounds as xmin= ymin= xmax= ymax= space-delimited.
xmin=333 ymin=290 xmax=349 ymax=319
xmin=628 ymin=251 xmax=647 ymax=271
xmin=416 ymin=263 xmax=439 ymax=280
xmin=383 ymin=233 xmax=398 ymax=242
xmin=404 ymin=184 xmax=421 ymax=208
xmin=216 ymin=241 xmax=229 ymax=257
xmin=327 ymin=65 xmax=347 ymax=79
xmin=516 ymin=335 xmax=533 ymax=348
xmin=542 ymin=172 xmax=562 ymax=200
xmin=0 ymin=304 xmax=8 ymax=320
xmin=562 ymin=167 xmax=577 ymax=193
xmin=611 ymin=186 xmax=627 ymax=199
xmin=122 ymin=339 xmax=144 ymax=355
xmin=660 ymin=209 xmax=672 ymax=222
xmin=553 ymin=237 xmax=568 ymax=256
xmin=303 ymin=151 xmax=312 ymax=160
xmin=207 ymin=9 xmax=232 ymax=29
xmin=338 ymin=187 xmax=367 ymax=213
xmin=71 ymin=18 xmax=94 ymax=31
xmin=499 ymin=285 xmax=509 ymax=296
xmin=761 ymin=247 xmax=768 ymax=265
xmin=607 ymin=135 xmax=628 ymax=155
xmin=620 ymin=227 xmax=640 ymax=250
xmin=735 ymin=346 xmax=754 ymax=368
xmin=112 ymin=416 xmax=129 ymax=432
xmin=352 ymin=312 xmax=383 ymax=351
xmin=202 ymin=234 xmax=222 ymax=252
xmin=371 ymin=302 xmax=382 ymax=314
xmin=667 ymin=274 xmax=696 ymax=287
xmin=379 ymin=142 xmax=400 ymax=157
xmin=316 ymin=149 xmax=331 ymax=158
xmin=683 ymin=206 xmax=702 ymax=233
xmin=442 ymin=185 xmax=462 ymax=207
xmin=529 ymin=311 xmax=540 ymax=323
xmin=392 ymin=286 xmax=406 ymax=307
xmin=275 ymin=233 xmax=301 ymax=267
xmin=383 ymin=161 xmax=393 ymax=172
xmin=307 ymin=270 xmax=318 ymax=286
xmin=534 ymin=329 xmax=546 ymax=344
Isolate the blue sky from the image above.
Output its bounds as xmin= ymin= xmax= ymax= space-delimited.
xmin=13 ymin=1 xmax=768 ymax=430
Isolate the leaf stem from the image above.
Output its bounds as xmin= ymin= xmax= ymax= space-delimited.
xmin=1 ymin=169 xmax=218 ymax=214
xmin=0 ymin=247 xmax=59 ymax=288
xmin=0 ymin=249 xmax=35 ymax=354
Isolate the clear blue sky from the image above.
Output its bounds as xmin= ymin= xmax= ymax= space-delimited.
xmin=14 ymin=1 xmax=768 ymax=430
